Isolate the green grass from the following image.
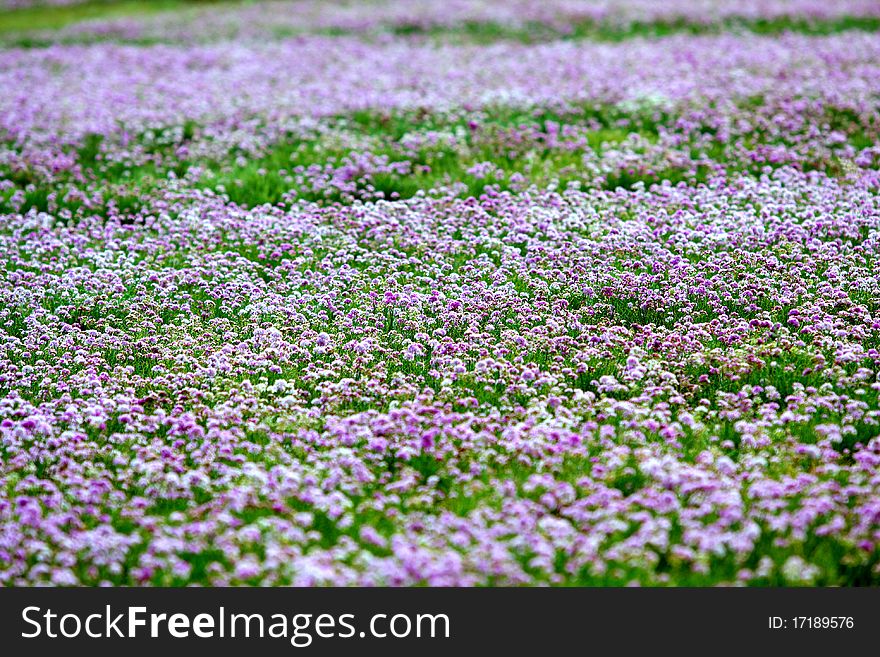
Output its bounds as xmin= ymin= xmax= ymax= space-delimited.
xmin=414 ymin=15 xmax=880 ymax=43
xmin=198 ymin=105 xmax=663 ymax=207
xmin=0 ymin=0 xmax=243 ymax=36
xmin=0 ymin=104 xmax=653 ymax=214
xmin=358 ymin=15 xmax=880 ymax=46
xmin=3 ymin=90 xmax=876 ymax=218
xmin=4 ymin=3 xmax=879 ymax=45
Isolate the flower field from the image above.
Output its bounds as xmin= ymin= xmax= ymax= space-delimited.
xmin=1 ymin=0 xmax=879 ymax=587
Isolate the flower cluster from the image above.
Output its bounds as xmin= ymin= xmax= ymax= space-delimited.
xmin=1 ymin=1 xmax=879 ymax=586
xmin=14 ymin=0 xmax=880 ymax=45
xmin=2 ymin=166 xmax=879 ymax=585
xmin=1 ymin=31 xmax=878 ymax=196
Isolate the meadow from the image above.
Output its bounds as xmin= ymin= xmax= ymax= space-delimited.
xmin=0 ymin=0 xmax=879 ymax=586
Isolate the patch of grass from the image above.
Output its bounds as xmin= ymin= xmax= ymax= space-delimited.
xmin=372 ymin=15 xmax=880 ymax=45
xmin=687 ymin=348 xmax=825 ymax=401
xmin=0 ymin=0 xmax=241 ymax=37
xmin=206 ymin=107 xmax=652 ymax=207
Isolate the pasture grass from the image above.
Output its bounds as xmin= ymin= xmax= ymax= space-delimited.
xmin=0 ymin=0 xmax=240 ymax=36
xmin=4 ymin=95 xmax=875 ymax=217
xmin=3 ymin=2 xmax=879 ymax=45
